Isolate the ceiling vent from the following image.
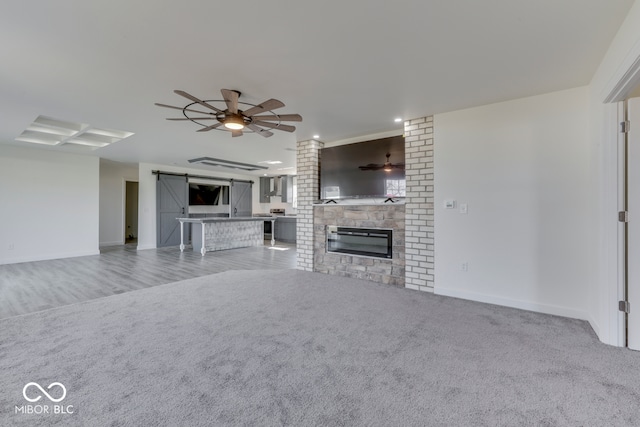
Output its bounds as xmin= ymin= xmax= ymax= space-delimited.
xmin=188 ymin=157 xmax=268 ymax=172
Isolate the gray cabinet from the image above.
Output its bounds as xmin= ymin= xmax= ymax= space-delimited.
xmin=280 ymin=175 xmax=295 ymax=203
xmin=274 ymin=217 xmax=296 ymax=243
xmin=281 ymin=176 xmax=290 ymax=203
xmin=259 ymin=177 xmax=271 ymax=203
xmin=260 ymin=175 xmax=295 ymax=203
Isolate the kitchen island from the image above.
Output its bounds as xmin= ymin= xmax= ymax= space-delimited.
xmin=177 ymin=217 xmax=267 ymax=256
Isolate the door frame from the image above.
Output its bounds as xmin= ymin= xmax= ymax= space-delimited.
xmin=602 ymin=45 xmax=640 ymax=347
xmin=123 ymin=179 xmax=139 ymax=243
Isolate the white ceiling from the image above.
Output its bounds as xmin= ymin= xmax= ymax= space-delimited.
xmin=0 ymin=0 xmax=634 ymax=176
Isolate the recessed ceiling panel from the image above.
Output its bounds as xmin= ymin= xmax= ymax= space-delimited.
xmin=15 ymin=115 xmax=134 ymax=151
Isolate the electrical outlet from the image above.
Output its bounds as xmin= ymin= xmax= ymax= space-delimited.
xmin=460 ymin=262 xmax=468 ymax=271
xmin=8 ymin=243 xmax=15 ymax=251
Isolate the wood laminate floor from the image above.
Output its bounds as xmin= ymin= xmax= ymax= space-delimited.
xmin=0 ymin=241 xmax=296 ymax=319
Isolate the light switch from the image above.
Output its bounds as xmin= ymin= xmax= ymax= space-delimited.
xmin=459 ymin=203 xmax=468 ymax=214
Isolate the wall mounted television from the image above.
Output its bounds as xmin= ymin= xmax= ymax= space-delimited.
xmin=189 ymin=183 xmax=229 ymax=206
xmin=320 ymin=135 xmax=405 ymax=200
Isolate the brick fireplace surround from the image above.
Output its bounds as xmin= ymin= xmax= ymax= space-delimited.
xmin=296 ymin=116 xmax=434 ymax=293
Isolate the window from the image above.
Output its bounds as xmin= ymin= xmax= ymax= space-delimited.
xmin=323 ymin=186 xmax=341 ymax=199
xmin=385 ymin=179 xmax=406 ymax=197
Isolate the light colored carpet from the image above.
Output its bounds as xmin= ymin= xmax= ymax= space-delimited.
xmin=1 ymin=269 xmax=639 ymax=426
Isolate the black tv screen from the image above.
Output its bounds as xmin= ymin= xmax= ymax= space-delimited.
xmin=320 ymin=135 xmax=405 ymax=200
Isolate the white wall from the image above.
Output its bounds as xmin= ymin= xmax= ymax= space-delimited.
xmin=433 ymin=87 xmax=590 ymax=320
xmin=137 ymin=163 xmax=260 ymax=250
xmin=99 ymin=159 xmax=138 ymax=246
xmin=0 ymin=145 xmax=100 ymax=264
xmin=588 ymin=0 xmax=640 ymax=345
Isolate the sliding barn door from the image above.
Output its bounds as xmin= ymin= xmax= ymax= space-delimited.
xmin=230 ymin=181 xmax=252 ymax=217
xmin=156 ymin=175 xmax=188 ymax=247
xmin=628 ymin=97 xmax=640 ymax=350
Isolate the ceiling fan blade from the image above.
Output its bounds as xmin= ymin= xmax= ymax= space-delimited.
xmin=221 ymin=89 xmax=240 ymax=114
xmin=242 ymin=99 xmax=285 ymax=117
xmin=358 ymin=164 xmax=383 ymax=170
xmin=155 ymin=103 xmax=215 ymax=116
xmin=166 ymin=117 xmax=218 ymax=121
xmin=250 ymin=114 xmax=303 ymax=122
xmin=196 ymin=122 xmax=224 ymax=132
xmin=252 ymin=120 xmax=296 ymax=132
xmin=231 ymin=130 xmax=243 ymax=137
xmin=246 ymin=123 xmax=274 ymax=138
xmin=174 ymin=90 xmax=224 ymax=113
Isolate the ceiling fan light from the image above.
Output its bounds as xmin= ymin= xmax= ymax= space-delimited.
xmin=224 ymin=115 xmax=245 ymax=130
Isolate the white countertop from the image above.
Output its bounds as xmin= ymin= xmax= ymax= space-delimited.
xmin=177 ymin=217 xmax=267 ymax=223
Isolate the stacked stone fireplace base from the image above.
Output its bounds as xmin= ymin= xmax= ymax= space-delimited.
xmin=313 ymin=204 xmax=405 ymax=286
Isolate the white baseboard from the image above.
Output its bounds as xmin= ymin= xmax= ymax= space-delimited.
xmin=434 ymin=286 xmax=588 ymax=321
xmin=0 ymin=250 xmax=101 ymax=265
xmin=136 ymin=244 xmax=156 ymax=251
xmin=587 ymin=314 xmax=601 ymax=339
xmin=99 ymin=240 xmax=124 ymax=247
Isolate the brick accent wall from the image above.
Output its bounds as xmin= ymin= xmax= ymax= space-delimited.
xmin=296 ymin=120 xmax=434 ymax=290
xmin=404 ymin=116 xmax=435 ymax=291
xmin=313 ymin=205 xmax=405 ymax=286
xmin=296 ymin=139 xmax=324 ymax=271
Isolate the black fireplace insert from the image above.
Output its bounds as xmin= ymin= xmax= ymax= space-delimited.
xmin=326 ymin=226 xmax=392 ymax=259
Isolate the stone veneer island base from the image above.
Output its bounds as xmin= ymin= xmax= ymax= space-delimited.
xmin=177 ymin=217 xmax=265 ymax=256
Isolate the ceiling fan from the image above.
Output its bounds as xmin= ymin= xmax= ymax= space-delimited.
xmin=155 ymin=89 xmax=302 ymax=138
xmin=358 ymin=153 xmax=405 ymax=172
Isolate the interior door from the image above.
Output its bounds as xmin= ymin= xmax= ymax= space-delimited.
xmin=156 ymin=174 xmax=188 ymax=247
xmin=628 ymin=97 xmax=640 ymax=350
xmin=230 ymin=180 xmax=252 ymax=217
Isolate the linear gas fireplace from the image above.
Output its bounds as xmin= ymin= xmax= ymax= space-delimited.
xmin=326 ymin=226 xmax=392 ymax=259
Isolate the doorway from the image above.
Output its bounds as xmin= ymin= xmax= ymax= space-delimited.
xmin=602 ymin=42 xmax=640 ymax=348
xmin=125 ymin=181 xmax=139 ymax=244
